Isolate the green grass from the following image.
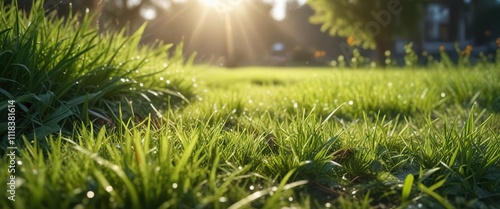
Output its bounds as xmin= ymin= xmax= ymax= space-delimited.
xmin=0 ymin=1 xmax=196 ymax=141
xmin=2 ymin=66 xmax=500 ymax=209
xmin=2 ymin=1 xmax=500 ymax=209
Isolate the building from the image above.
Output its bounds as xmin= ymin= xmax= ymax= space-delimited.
xmin=396 ymin=0 xmax=500 ymax=55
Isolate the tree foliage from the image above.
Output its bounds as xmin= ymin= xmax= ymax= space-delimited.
xmin=307 ymin=0 xmax=424 ymax=50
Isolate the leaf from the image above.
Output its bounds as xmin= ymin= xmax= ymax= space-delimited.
xmin=402 ymin=174 xmax=414 ymax=203
xmin=419 ymin=167 xmax=441 ymax=182
xmin=418 ymin=183 xmax=455 ymax=209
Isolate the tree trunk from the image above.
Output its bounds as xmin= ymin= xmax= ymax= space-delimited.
xmin=374 ymin=34 xmax=393 ymax=67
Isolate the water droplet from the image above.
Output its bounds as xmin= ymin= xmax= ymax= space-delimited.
xmin=288 ymin=197 xmax=294 ymax=201
xmin=105 ymin=186 xmax=113 ymax=192
xmin=166 ymin=80 xmax=171 ymax=84
xmin=219 ymin=197 xmax=228 ymax=202
xmin=249 ymin=185 xmax=255 ymax=190
xmin=293 ymin=102 xmax=298 ymax=108
xmin=441 ymin=92 xmax=446 ymax=97
xmin=348 ymin=101 xmax=354 ymax=105
xmin=17 ymin=161 xmax=22 ymax=165
xmin=172 ymin=183 xmax=178 ymax=189
xmin=87 ymin=191 xmax=95 ymax=198
xmin=325 ymin=202 xmax=332 ymax=208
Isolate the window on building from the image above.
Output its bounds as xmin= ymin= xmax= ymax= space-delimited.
xmin=425 ymin=3 xmax=450 ymax=41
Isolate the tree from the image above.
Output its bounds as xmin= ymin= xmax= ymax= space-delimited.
xmin=307 ymin=0 xmax=424 ymax=65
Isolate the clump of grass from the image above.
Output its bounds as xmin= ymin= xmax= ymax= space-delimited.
xmin=1 ymin=1 xmax=499 ymax=208
xmin=0 ymin=1 xmax=194 ymax=142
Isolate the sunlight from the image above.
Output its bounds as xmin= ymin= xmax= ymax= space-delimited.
xmin=200 ymin=0 xmax=217 ymax=7
xmin=198 ymin=0 xmax=244 ymax=12
xmin=270 ymin=0 xmax=286 ymax=21
xmin=140 ymin=6 xmax=157 ymax=20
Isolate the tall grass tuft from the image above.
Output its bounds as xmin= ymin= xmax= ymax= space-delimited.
xmin=0 ymin=1 xmax=194 ymax=143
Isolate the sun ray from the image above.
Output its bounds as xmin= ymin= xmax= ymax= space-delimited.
xmin=224 ymin=14 xmax=235 ymax=59
xmin=188 ymin=9 xmax=210 ymax=49
xmin=233 ymin=14 xmax=256 ymax=61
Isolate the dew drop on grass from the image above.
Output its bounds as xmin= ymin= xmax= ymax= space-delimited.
xmin=249 ymin=185 xmax=255 ymax=190
xmin=272 ymin=186 xmax=278 ymax=192
xmin=441 ymin=92 xmax=446 ymax=97
xmin=172 ymin=183 xmax=178 ymax=189
xmin=325 ymin=203 xmax=332 ymax=208
xmin=288 ymin=197 xmax=294 ymax=201
xmin=17 ymin=161 xmax=22 ymax=165
xmin=105 ymin=186 xmax=113 ymax=192
xmin=218 ymin=197 xmax=228 ymax=202
xmin=293 ymin=102 xmax=298 ymax=108
xmin=159 ymin=77 xmax=164 ymax=81
xmin=348 ymin=101 xmax=354 ymax=105
xmin=86 ymin=191 xmax=95 ymax=198
xmin=166 ymin=80 xmax=171 ymax=84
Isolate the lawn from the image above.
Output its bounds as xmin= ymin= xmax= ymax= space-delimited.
xmin=2 ymin=2 xmax=500 ymax=209
xmin=3 ymin=66 xmax=500 ymax=209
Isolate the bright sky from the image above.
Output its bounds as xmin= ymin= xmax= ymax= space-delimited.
xmin=133 ymin=0 xmax=308 ymax=21
xmin=265 ymin=0 xmax=308 ymax=21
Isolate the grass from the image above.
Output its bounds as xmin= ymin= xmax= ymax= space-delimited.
xmin=2 ymin=67 xmax=500 ymax=209
xmin=1 ymin=1 xmax=500 ymax=209
xmin=0 ymin=1 xmax=195 ymax=141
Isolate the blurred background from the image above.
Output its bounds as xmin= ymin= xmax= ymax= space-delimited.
xmin=5 ymin=0 xmax=500 ymax=67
